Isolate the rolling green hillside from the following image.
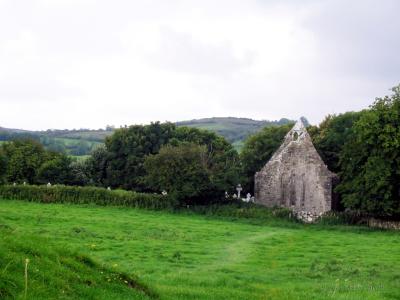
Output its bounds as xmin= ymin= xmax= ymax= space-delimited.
xmin=0 ymin=223 xmax=152 ymax=299
xmin=0 ymin=128 xmax=110 ymax=156
xmin=0 ymin=117 xmax=302 ymax=154
xmin=176 ymin=117 xmax=295 ymax=150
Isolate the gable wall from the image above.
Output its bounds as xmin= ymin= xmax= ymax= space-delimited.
xmin=254 ymin=121 xmax=334 ymax=216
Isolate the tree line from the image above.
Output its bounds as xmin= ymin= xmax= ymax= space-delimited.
xmin=0 ymin=124 xmax=240 ymax=205
xmin=241 ymin=86 xmax=400 ymax=218
xmin=0 ymin=86 xmax=399 ymax=217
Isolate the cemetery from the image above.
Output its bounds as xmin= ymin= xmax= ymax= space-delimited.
xmin=1 ymin=110 xmax=400 ymax=298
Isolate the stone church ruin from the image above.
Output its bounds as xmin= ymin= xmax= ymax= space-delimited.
xmin=254 ymin=119 xmax=336 ymax=221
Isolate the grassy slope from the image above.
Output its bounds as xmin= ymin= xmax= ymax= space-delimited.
xmin=53 ymin=137 xmax=102 ymax=147
xmin=55 ymin=131 xmax=112 ymax=141
xmin=0 ymin=225 xmax=152 ymax=299
xmin=177 ymin=117 xmax=293 ymax=148
xmin=0 ymin=200 xmax=399 ymax=300
xmin=2 ymin=117 xmax=292 ymax=153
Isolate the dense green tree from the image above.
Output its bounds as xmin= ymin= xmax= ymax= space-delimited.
xmin=240 ymin=123 xmax=293 ymax=193
xmin=104 ymin=122 xmax=176 ymax=190
xmin=172 ymin=127 xmax=241 ymax=194
xmin=69 ymin=159 xmax=90 ymax=186
xmin=0 ymin=139 xmax=84 ymax=186
xmin=308 ymin=112 xmax=364 ymax=173
xmin=1 ymin=139 xmax=47 ymax=184
xmin=144 ymin=143 xmax=211 ymax=204
xmin=336 ymin=86 xmax=400 ymax=216
xmin=86 ymin=145 xmax=109 ymax=186
xmin=37 ymin=154 xmax=73 ymax=184
xmin=0 ymin=148 xmax=6 ymax=184
xmin=103 ymin=123 xmax=240 ymax=196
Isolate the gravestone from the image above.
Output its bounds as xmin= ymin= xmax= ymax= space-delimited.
xmin=246 ymin=193 xmax=251 ymax=202
xmin=236 ymin=184 xmax=243 ymax=198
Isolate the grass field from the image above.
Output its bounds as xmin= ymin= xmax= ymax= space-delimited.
xmin=0 ymin=200 xmax=399 ymax=299
xmin=0 ymin=228 xmax=152 ymax=299
xmin=53 ymin=137 xmax=103 ymax=148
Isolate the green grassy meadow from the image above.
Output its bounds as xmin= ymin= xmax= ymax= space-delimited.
xmin=0 ymin=228 xmax=152 ymax=300
xmin=0 ymin=200 xmax=399 ymax=299
xmin=53 ymin=137 xmax=102 ymax=148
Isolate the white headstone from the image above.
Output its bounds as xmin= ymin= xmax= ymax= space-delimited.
xmin=236 ymin=184 xmax=243 ymax=198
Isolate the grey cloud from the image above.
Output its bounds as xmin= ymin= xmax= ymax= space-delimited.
xmin=304 ymin=0 xmax=400 ymax=81
xmin=149 ymin=28 xmax=255 ymax=76
xmin=0 ymin=1 xmax=124 ymax=57
xmin=0 ymin=0 xmax=399 ymax=130
xmin=0 ymin=77 xmax=82 ymax=102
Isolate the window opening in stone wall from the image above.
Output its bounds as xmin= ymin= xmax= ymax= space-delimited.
xmin=293 ymin=132 xmax=299 ymax=141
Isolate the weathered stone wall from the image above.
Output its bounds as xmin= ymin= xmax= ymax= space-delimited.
xmin=255 ymin=120 xmax=335 ymax=217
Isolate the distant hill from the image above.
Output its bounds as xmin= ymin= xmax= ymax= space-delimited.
xmin=177 ymin=117 xmax=297 ymax=150
xmin=0 ymin=117 xmax=306 ymax=154
xmin=0 ymin=127 xmax=113 ymax=142
xmin=0 ymin=127 xmax=112 ymax=157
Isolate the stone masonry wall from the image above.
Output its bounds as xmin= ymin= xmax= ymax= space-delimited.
xmin=255 ymin=120 xmax=335 ymax=218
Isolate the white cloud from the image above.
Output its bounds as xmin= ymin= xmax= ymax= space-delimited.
xmin=0 ymin=0 xmax=398 ymax=130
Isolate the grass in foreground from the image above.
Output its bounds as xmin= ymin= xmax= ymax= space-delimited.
xmin=0 ymin=225 xmax=152 ymax=299
xmin=0 ymin=199 xmax=399 ymax=300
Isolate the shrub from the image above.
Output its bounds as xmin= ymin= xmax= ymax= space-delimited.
xmin=336 ymin=86 xmax=400 ymax=217
xmin=0 ymin=185 xmax=176 ymax=210
xmin=182 ymin=201 xmax=295 ymax=225
xmin=316 ymin=211 xmax=366 ymax=226
xmin=144 ymin=143 xmax=211 ymax=205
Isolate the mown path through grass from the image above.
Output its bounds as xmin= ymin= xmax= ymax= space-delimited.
xmin=209 ymin=231 xmax=278 ymax=270
xmin=0 ymin=200 xmax=399 ymax=300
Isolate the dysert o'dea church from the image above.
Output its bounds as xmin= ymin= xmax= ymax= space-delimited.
xmin=254 ymin=119 xmax=337 ymax=221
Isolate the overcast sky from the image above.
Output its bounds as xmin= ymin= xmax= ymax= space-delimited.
xmin=0 ymin=0 xmax=399 ymax=130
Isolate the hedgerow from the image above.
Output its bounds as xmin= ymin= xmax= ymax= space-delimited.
xmin=0 ymin=185 xmax=176 ymax=210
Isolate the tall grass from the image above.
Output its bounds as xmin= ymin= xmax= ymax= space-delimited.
xmin=0 ymin=224 xmax=153 ymax=299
